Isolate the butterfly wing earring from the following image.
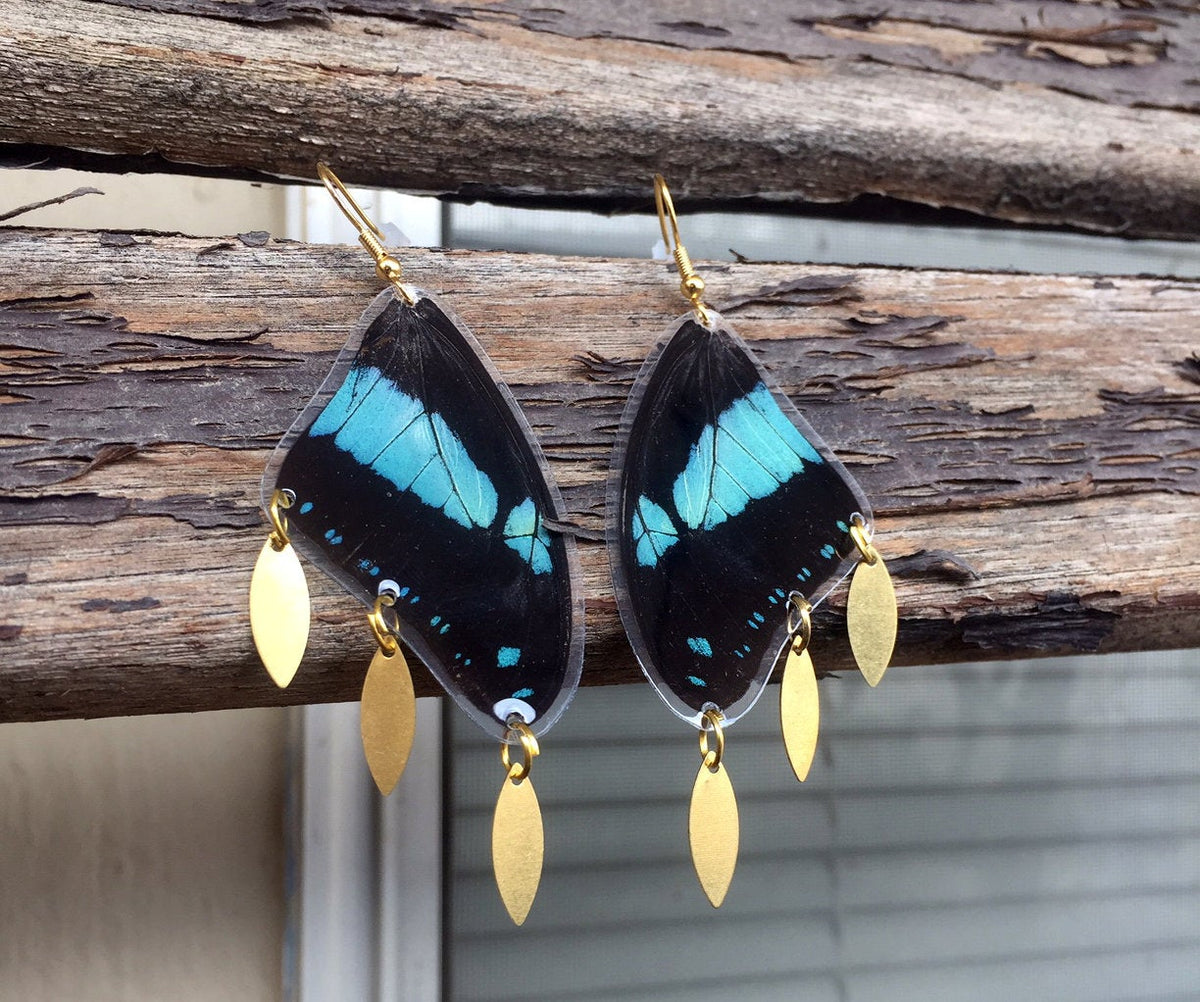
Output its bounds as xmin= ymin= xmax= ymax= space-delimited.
xmin=607 ymin=175 xmax=897 ymax=907
xmin=249 ymin=164 xmax=584 ymax=924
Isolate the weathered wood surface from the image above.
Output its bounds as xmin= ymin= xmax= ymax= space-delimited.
xmin=5 ymin=0 xmax=1200 ymax=237
xmin=0 ymin=227 xmax=1197 ymax=722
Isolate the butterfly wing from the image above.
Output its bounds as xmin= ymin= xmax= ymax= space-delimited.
xmin=610 ymin=312 xmax=871 ymax=727
xmin=264 ymin=291 xmax=583 ymax=739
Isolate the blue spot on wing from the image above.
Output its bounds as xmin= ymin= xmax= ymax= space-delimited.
xmin=632 ymin=495 xmax=679 ymax=567
xmin=497 ymin=646 xmax=521 ymax=668
xmin=511 ymin=687 xmax=534 ymax=699
xmin=687 ymin=675 xmax=707 ymax=687
xmin=298 ymin=501 xmax=314 ymax=515
xmin=502 ymin=498 xmax=553 ymax=574
xmin=686 ymin=636 xmax=713 ymax=657
xmin=673 ymin=382 xmax=824 ymax=531
xmin=308 ymin=365 xmax=498 ymax=530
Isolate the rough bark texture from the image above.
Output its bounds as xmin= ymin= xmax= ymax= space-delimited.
xmin=5 ymin=0 xmax=1200 ymax=236
xmin=0 ymin=228 xmax=1196 ymax=722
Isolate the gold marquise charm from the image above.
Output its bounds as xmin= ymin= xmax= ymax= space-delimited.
xmin=492 ymin=721 xmax=544 ymax=926
xmin=361 ymin=593 xmax=416 ymax=795
xmin=780 ymin=646 xmax=819 ymax=782
xmin=360 ymin=645 xmax=416 ymax=796
xmin=249 ymin=491 xmax=309 ymax=688
xmin=847 ymin=516 xmax=897 ymax=687
xmin=689 ymin=710 xmax=738 ymax=908
xmin=781 ymin=593 xmax=819 ymax=782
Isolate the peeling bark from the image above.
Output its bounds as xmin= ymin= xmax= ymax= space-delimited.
xmin=92 ymin=0 xmax=1200 ymax=110
xmin=0 ymin=228 xmax=1196 ymax=722
xmin=4 ymin=0 xmax=1200 ymax=235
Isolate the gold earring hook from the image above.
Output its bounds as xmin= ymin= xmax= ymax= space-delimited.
xmin=653 ymin=174 xmax=711 ymax=325
xmin=316 ymin=162 xmax=415 ymax=305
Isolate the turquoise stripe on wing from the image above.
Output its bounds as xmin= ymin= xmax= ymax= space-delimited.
xmin=309 ymin=364 xmax=498 ymax=530
xmin=673 ymin=382 xmax=823 ymax=531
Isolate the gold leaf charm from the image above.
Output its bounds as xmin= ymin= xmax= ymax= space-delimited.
xmin=780 ymin=645 xmax=819 ymax=782
xmin=492 ymin=723 xmax=543 ymax=926
xmin=249 ymin=538 xmax=310 ymax=688
xmin=690 ymin=710 xmax=739 ymax=908
xmin=360 ymin=645 xmax=416 ymax=796
xmin=847 ymin=553 xmax=897 ymax=687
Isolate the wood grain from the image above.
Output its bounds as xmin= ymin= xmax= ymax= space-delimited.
xmin=4 ymin=0 xmax=1200 ymax=237
xmin=0 ymin=228 xmax=1196 ymax=722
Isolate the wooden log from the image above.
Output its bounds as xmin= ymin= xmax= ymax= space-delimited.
xmin=4 ymin=0 xmax=1200 ymax=237
xmin=0 ymin=227 xmax=1197 ymax=723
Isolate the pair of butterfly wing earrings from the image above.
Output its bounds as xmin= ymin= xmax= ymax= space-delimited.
xmin=249 ymin=166 xmax=897 ymax=923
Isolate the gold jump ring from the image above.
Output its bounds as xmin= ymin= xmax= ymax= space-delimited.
xmin=698 ymin=708 xmax=725 ymax=771
xmin=501 ymin=719 xmax=540 ymax=781
xmin=368 ymin=593 xmax=399 ymax=655
xmin=849 ymin=513 xmax=878 ymax=566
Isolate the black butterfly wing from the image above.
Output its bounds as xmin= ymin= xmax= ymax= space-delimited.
xmin=264 ymin=291 xmax=583 ymax=739
xmin=609 ymin=313 xmax=871 ymax=726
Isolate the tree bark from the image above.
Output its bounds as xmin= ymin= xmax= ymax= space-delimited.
xmin=4 ymin=0 xmax=1200 ymax=236
xmin=0 ymin=227 xmax=1196 ymax=722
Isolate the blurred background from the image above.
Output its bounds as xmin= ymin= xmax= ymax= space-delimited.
xmin=2 ymin=169 xmax=1198 ymax=1002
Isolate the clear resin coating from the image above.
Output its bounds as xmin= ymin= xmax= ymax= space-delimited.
xmin=609 ymin=311 xmax=871 ymax=727
xmin=264 ymin=290 xmax=583 ymax=740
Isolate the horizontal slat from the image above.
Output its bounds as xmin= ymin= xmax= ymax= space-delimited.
xmin=461 ymin=952 xmax=1200 ymax=1002
xmin=830 ymin=784 xmax=1200 ymax=851
xmin=452 ymin=796 xmax=831 ymax=871
xmin=816 ymin=656 xmax=1200 ymax=734
xmin=453 ymin=902 xmax=1200 ymax=1000
xmin=453 ymin=912 xmax=840 ymax=1000
xmin=7 ymin=1 xmax=1200 ymax=238
xmin=841 ymin=892 xmax=1200 ymax=967
xmin=452 ymin=784 xmax=1200 ymax=872
xmin=453 ymin=837 xmax=1200 ymax=936
xmin=483 ymin=979 xmax=843 ymax=1002
xmin=453 ymin=856 xmax=836 ymax=936
xmin=455 ymin=938 xmax=1200 ymax=1002
xmin=1 ymin=231 xmax=1196 ymax=722
xmin=837 ymin=837 xmax=1200 ymax=910
xmin=840 ymin=944 xmax=1200 ymax=1002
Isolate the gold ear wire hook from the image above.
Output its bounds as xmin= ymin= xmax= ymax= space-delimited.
xmin=316 ymin=162 xmax=415 ymax=306
xmin=653 ymin=174 xmax=712 ymax=325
